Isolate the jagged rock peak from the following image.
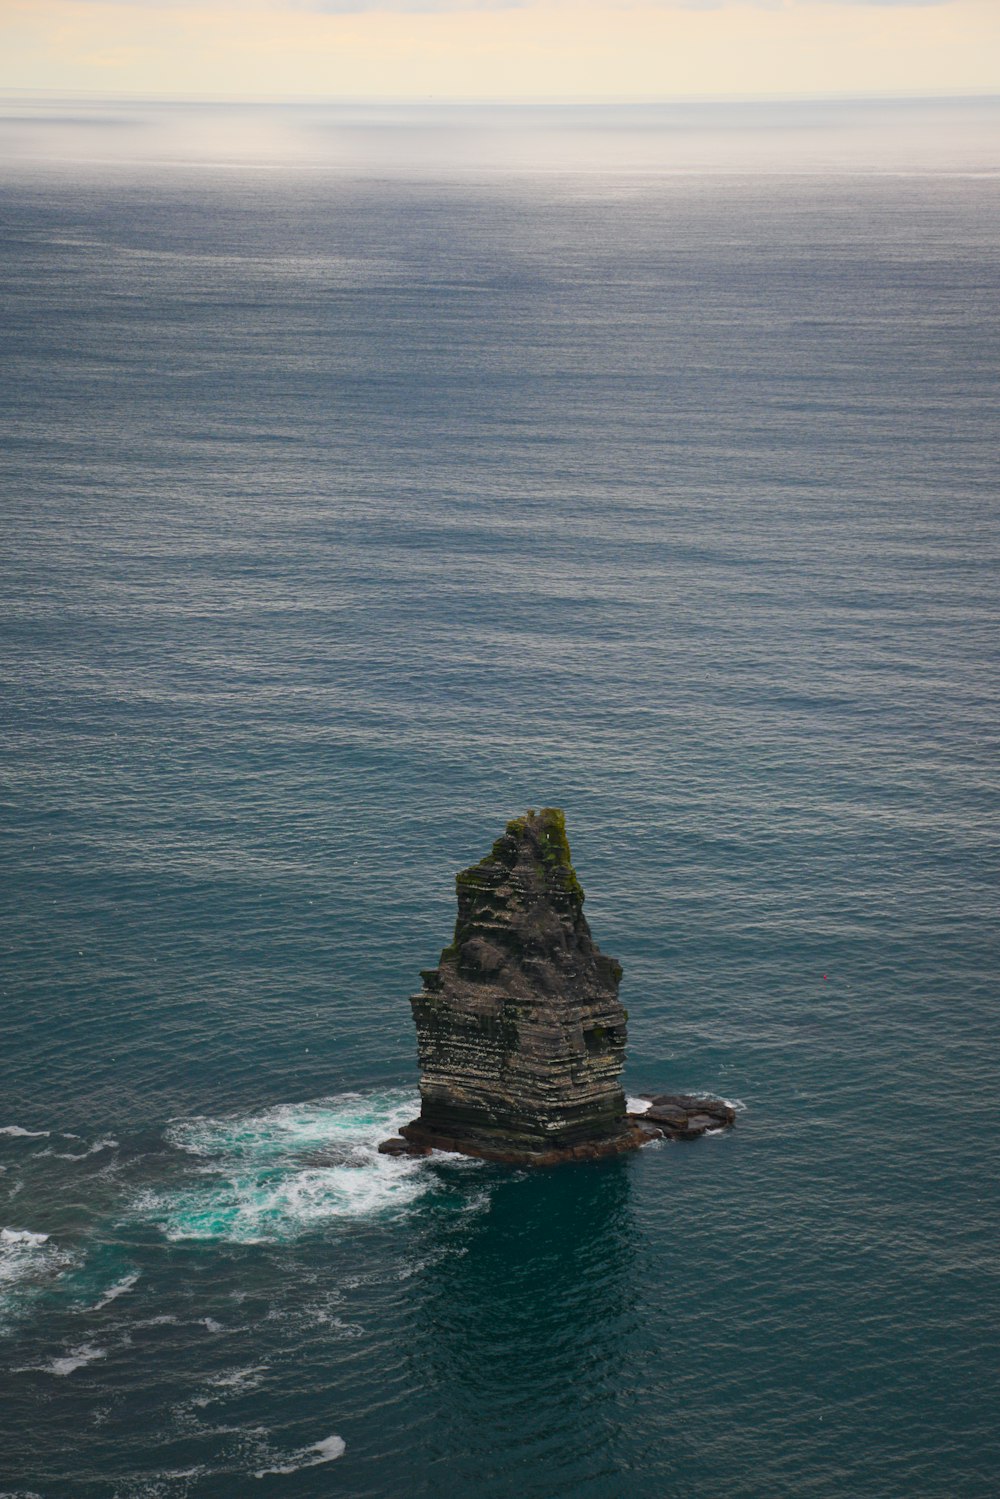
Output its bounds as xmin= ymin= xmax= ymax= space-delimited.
xmin=425 ymin=807 xmax=619 ymax=996
xmin=395 ymin=808 xmax=642 ymax=1166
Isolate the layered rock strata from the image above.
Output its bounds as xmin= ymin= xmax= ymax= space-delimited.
xmin=391 ymin=809 xmax=642 ymax=1166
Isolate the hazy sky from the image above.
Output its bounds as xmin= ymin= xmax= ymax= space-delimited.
xmin=1 ymin=0 xmax=998 ymax=101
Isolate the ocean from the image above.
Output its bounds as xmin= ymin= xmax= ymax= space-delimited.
xmin=1 ymin=98 xmax=998 ymax=1497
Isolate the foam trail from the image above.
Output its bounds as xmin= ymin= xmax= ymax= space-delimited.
xmin=42 ymin=1138 xmax=118 ymax=1162
xmin=254 ymin=1434 xmax=346 ymax=1476
xmin=0 ymin=1127 xmax=49 ymax=1139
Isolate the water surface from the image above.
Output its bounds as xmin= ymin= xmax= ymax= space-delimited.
xmin=1 ymin=100 xmax=998 ymax=1497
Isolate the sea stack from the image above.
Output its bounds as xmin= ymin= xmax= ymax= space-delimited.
xmin=392 ymin=809 xmax=646 ymax=1165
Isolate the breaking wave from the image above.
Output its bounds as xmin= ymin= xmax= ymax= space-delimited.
xmin=254 ymin=1434 xmax=345 ymax=1477
xmin=134 ymin=1089 xmax=430 ymax=1244
xmin=42 ymin=1342 xmax=108 ymax=1377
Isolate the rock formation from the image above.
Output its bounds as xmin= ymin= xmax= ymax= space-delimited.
xmin=389 ymin=808 xmax=642 ymax=1165
xmin=379 ymin=806 xmax=736 ymax=1167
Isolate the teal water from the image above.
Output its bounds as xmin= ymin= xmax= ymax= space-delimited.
xmin=1 ymin=102 xmax=998 ymax=1497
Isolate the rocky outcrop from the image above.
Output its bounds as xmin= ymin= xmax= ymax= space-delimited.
xmin=628 ymin=1094 xmax=736 ymax=1141
xmin=378 ymin=808 xmax=738 ymax=1167
xmin=393 ymin=809 xmax=642 ymax=1166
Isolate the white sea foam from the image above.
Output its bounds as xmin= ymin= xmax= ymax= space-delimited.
xmin=0 ymin=1127 xmax=49 ymax=1139
xmin=254 ymin=1434 xmax=346 ymax=1477
xmin=0 ymin=1228 xmax=49 ymax=1248
xmin=94 ymin=1271 xmax=140 ymax=1309
xmin=625 ymin=1096 xmax=651 ymax=1114
xmin=44 ymin=1342 xmax=107 ymax=1376
xmin=138 ymin=1089 xmax=431 ymax=1243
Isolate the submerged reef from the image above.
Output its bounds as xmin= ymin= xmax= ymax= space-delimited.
xmin=380 ymin=808 xmax=735 ymax=1167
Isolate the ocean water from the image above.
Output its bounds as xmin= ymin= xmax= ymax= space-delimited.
xmin=1 ymin=100 xmax=998 ymax=1497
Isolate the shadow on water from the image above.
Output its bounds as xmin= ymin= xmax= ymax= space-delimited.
xmin=403 ymin=1157 xmax=644 ymax=1499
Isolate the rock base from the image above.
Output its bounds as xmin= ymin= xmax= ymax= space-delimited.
xmin=377 ymin=1137 xmax=433 ymax=1158
xmin=384 ymin=1120 xmax=648 ymax=1168
xmin=377 ymin=1093 xmax=736 ymax=1166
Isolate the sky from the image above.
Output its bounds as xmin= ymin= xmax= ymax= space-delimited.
xmin=0 ymin=0 xmax=998 ymax=101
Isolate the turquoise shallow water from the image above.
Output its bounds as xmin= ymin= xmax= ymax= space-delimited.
xmin=1 ymin=104 xmax=999 ymax=1497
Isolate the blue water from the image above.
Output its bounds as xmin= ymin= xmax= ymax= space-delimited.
xmin=1 ymin=101 xmax=998 ymax=1498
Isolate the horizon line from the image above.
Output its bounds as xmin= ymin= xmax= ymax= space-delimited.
xmin=2 ymin=88 xmax=998 ymax=108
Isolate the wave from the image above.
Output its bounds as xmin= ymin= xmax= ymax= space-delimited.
xmin=93 ymin=1271 xmax=140 ymax=1310
xmin=134 ymin=1089 xmax=432 ymax=1244
xmin=42 ymin=1342 xmax=107 ymax=1377
xmin=254 ymin=1434 xmax=345 ymax=1477
xmin=0 ymin=1228 xmax=49 ymax=1251
xmin=0 ymin=1127 xmax=49 ymax=1139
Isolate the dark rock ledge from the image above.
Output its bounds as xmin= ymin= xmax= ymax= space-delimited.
xmin=379 ymin=809 xmax=735 ymax=1167
xmin=627 ymin=1094 xmax=737 ymax=1142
